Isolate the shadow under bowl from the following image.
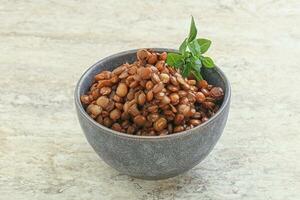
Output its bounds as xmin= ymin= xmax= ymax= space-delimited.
xmin=74 ymin=48 xmax=231 ymax=180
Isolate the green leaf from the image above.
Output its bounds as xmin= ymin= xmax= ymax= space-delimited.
xmin=201 ymin=56 xmax=215 ymax=68
xmin=190 ymin=58 xmax=202 ymax=80
xmin=182 ymin=63 xmax=192 ymax=78
xmin=191 ymin=70 xmax=203 ymax=81
xmin=184 ymin=51 xmax=191 ymax=58
xmin=179 ymin=38 xmax=188 ymax=54
xmin=193 ymin=58 xmax=202 ymax=71
xmin=174 ymin=59 xmax=184 ymax=68
xmin=188 ymin=16 xmax=197 ymax=42
xmin=188 ymin=39 xmax=201 ymax=57
xmin=166 ymin=53 xmax=184 ymax=67
xmin=197 ymin=38 xmax=211 ymax=54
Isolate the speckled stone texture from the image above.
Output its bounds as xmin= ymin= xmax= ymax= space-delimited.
xmin=0 ymin=0 xmax=299 ymax=199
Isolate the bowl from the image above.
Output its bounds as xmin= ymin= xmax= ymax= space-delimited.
xmin=74 ymin=48 xmax=231 ymax=180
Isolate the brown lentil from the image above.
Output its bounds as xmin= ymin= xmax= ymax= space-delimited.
xmin=101 ymin=110 xmax=109 ymax=117
xmin=202 ymin=101 xmax=215 ymax=110
xmin=156 ymin=60 xmax=165 ymax=71
xmin=160 ymin=73 xmax=170 ymax=83
xmin=187 ymin=79 xmax=196 ymax=85
xmin=201 ymin=88 xmax=210 ymax=97
xmin=129 ymin=81 xmax=139 ymax=88
xmin=193 ymin=112 xmax=202 ymax=119
xmin=137 ymin=49 xmax=150 ymax=61
xmin=147 ymin=113 xmax=160 ymax=122
xmin=210 ymin=87 xmax=224 ymax=100
xmin=139 ymin=67 xmax=152 ymax=80
xmin=103 ymin=117 xmax=113 ymax=127
xmin=170 ymin=76 xmax=179 ymax=86
xmin=161 ymin=96 xmax=171 ymax=105
xmin=167 ymin=85 xmax=179 ymax=92
xmin=115 ymin=102 xmax=123 ymax=110
xmin=112 ymin=65 xmax=126 ymax=75
xmin=94 ymin=71 xmax=111 ymax=81
xmin=178 ymin=90 xmax=187 ymax=97
xmin=134 ymin=115 xmax=146 ymax=127
xmin=180 ymin=97 xmax=189 ymax=105
xmin=147 ymin=53 xmax=158 ymax=65
xmin=96 ymin=115 xmax=103 ymax=124
xmin=128 ymin=66 xmax=137 ymax=75
xmin=189 ymin=119 xmax=201 ymax=126
xmin=177 ymin=104 xmax=190 ymax=116
xmin=144 ymin=120 xmax=153 ymax=128
xmin=100 ymin=87 xmax=111 ymax=96
xmin=86 ymin=104 xmax=102 ymax=118
xmin=138 ymin=92 xmax=146 ymax=105
xmin=96 ymin=96 xmax=109 ymax=108
xmin=195 ymin=92 xmax=206 ymax=103
xmin=91 ymin=89 xmax=100 ymax=99
xmin=159 ymin=52 xmax=167 ymax=61
xmin=128 ymin=104 xmax=140 ymax=117
xmin=153 ymin=117 xmax=167 ymax=132
xmin=169 ymin=93 xmax=180 ymax=105
xmin=145 ymin=81 xmax=154 ymax=90
xmin=119 ymin=70 xmax=129 ymax=79
xmin=97 ymin=80 xmax=112 ymax=88
xmin=174 ymin=114 xmax=185 ymax=125
xmin=151 ymin=73 xmax=161 ymax=83
xmin=146 ymin=90 xmax=154 ymax=101
xmin=147 ymin=105 xmax=158 ymax=113
xmin=105 ymin=100 xmax=115 ymax=112
xmin=152 ymin=82 xmax=164 ymax=93
xmin=116 ymin=83 xmax=128 ymax=97
xmin=174 ymin=125 xmax=184 ymax=133
xmin=198 ymin=80 xmax=208 ymax=89
xmin=121 ymin=120 xmax=130 ymax=129
xmin=127 ymin=125 xmax=135 ymax=134
xmin=110 ymin=109 xmax=121 ymax=121
xmin=113 ymin=94 xmax=122 ymax=102
xmin=111 ymin=123 xmax=123 ymax=132
xmin=110 ymin=75 xmax=119 ymax=84
xmin=80 ymin=95 xmax=91 ymax=105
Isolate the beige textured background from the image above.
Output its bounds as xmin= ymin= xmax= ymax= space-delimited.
xmin=0 ymin=0 xmax=299 ymax=199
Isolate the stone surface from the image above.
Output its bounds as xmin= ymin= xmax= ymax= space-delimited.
xmin=0 ymin=0 xmax=299 ymax=199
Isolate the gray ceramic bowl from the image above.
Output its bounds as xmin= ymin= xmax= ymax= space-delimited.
xmin=75 ymin=48 xmax=231 ymax=180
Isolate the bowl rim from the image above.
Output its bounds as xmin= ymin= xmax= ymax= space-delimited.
xmin=75 ymin=48 xmax=231 ymax=140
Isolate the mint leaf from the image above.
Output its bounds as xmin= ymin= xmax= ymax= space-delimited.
xmin=191 ymin=70 xmax=203 ymax=81
xmin=166 ymin=53 xmax=184 ymax=67
xmin=191 ymin=58 xmax=202 ymax=80
xmin=171 ymin=17 xmax=217 ymax=80
xmin=188 ymin=39 xmax=201 ymax=57
xmin=201 ymin=56 xmax=215 ymax=68
xmin=179 ymin=38 xmax=188 ymax=54
xmin=184 ymin=51 xmax=191 ymax=58
xmin=182 ymin=62 xmax=192 ymax=78
xmin=193 ymin=58 xmax=202 ymax=71
xmin=197 ymin=38 xmax=211 ymax=54
xmin=188 ymin=16 xmax=197 ymax=42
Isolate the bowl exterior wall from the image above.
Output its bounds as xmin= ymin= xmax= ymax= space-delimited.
xmin=76 ymin=103 xmax=229 ymax=180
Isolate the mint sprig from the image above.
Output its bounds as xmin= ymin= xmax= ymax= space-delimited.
xmin=166 ymin=16 xmax=215 ymax=80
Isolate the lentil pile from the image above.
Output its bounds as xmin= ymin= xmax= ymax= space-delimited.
xmin=80 ymin=49 xmax=224 ymax=136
